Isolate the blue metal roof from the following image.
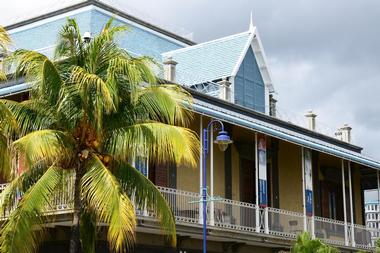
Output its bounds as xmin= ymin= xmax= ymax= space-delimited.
xmin=162 ymin=31 xmax=252 ymax=86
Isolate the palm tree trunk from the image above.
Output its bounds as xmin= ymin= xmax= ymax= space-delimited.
xmin=70 ymin=165 xmax=83 ymax=253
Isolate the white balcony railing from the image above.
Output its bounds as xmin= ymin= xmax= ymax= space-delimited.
xmin=0 ymin=184 xmax=377 ymax=250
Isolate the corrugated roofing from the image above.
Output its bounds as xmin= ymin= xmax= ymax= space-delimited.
xmin=162 ymin=31 xmax=253 ymax=86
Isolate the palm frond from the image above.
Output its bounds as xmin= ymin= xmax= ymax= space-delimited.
xmin=57 ymin=85 xmax=83 ymax=130
xmin=1 ymin=99 xmax=58 ymax=136
xmin=114 ymin=161 xmax=176 ymax=246
xmin=70 ymin=66 xmax=116 ymax=131
xmin=5 ymin=49 xmax=46 ymax=81
xmin=54 ymin=18 xmax=84 ymax=65
xmin=106 ymin=122 xmax=199 ymax=167
xmin=0 ymin=164 xmax=46 ymax=213
xmin=108 ymin=56 xmax=157 ymax=91
xmin=136 ymin=84 xmax=192 ymax=126
xmin=0 ymin=133 xmax=11 ymax=180
xmin=40 ymin=58 xmax=63 ymax=105
xmin=0 ymin=166 xmax=62 ymax=253
xmin=13 ymin=130 xmax=75 ymax=168
xmin=0 ymin=99 xmax=19 ymax=135
xmin=81 ymin=155 xmax=136 ymax=252
xmin=100 ymin=17 xmax=129 ymax=41
xmin=0 ymin=26 xmax=11 ymax=53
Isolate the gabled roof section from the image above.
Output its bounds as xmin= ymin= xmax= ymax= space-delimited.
xmin=162 ymin=30 xmax=252 ymax=86
xmin=4 ymin=0 xmax=195 ymax=46
xmin=162 ymin=26 xmax=275 ymax=93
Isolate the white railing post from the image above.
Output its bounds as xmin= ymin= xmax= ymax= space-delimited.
xmin=255 ymin=133 xmax=260 ymax=233
xmin=264 ymin=207 xmax=269 ymax=234
xmin=311 ymin=216 xmax=315 ymax=239
xmin=342 ymin=160 xmax=349 ymax=246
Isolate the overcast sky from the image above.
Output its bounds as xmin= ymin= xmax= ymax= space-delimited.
xmin=1 ymin=1 xmax=380 ymax=163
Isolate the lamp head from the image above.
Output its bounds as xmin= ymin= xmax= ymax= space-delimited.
xmin=214 ymin=130 xmax=233 ymax=152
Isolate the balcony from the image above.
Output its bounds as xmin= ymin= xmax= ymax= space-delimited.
xmin=0 ymin=183 xmax=376 ymax=251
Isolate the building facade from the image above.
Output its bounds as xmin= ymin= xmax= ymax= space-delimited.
xmin=365 ymin=200 xmax=380 ymax=241
xmin=1 ymin=1 xmax=380 ymax=252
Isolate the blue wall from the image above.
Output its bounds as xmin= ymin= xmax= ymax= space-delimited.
xmin=10 ymin=8 xmax=184 ymax=61
xmin=234 ymin=47 xmax=265 ymax=113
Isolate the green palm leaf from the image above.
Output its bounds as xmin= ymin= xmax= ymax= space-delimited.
xmin=1 ymin=100 xmax=58 ymax=136
xmin=114 ymin=161 xmax=176 ymax=246
xmin=136 ymin=84 xmax=192 ymax=126
xmin=13 ymin=130 xmax=75 ymax=167
xmin=81 ymin=155 xmax=136 ymax=252
xmin=0 ymin=26 xmax=11 ymax=53
xmin=106 ymin=122 xmax=199 ymax=166
xmin=0 ymin=166 xmax=62 ymax=253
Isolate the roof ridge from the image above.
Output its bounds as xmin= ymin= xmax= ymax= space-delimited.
xmin=162 ymin=29 xmax=254 ymax=56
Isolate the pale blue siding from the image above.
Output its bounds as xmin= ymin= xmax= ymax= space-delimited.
xmin=10 ymin=9 xmax=184 ymax=61
xmin=235 ymin=47 xmax=265 ymax=113
xmin=90 ymin=10 xmax=183 ymax=60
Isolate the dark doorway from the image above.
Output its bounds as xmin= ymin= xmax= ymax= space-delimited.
xmin=240 ymin=158 xmax=256 ymax=204
xmin=239 ymin=157 xmax=256 ymax=228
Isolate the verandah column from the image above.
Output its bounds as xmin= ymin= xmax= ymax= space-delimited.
xmin=257 ymin=134 xmax=269 ymax=234
xmin=301 ymin=148 xmax=307 ymax=232
xmin=210 ymin=125 xmax=215 ymax=226
xmin=255 ymin=133 xmax=260 ymax=232
xmin=302 ymin=147 xmax=314 ymax=235
xmin=342 ymin=160 xmax=349 ymax=246
xmin=348 ymin=162 xmax=355 ymax=247
xmin=199 ymin=115 xmax=203 ymax=224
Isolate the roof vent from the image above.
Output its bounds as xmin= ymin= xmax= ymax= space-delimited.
xmin=218 ymin=78 xmax=231 ymax=102
xmin=305 ymin=110 xmax=317 ymax=131
xmin=163 ymin=57 xmax=177 ymax=82
xmin=340 ymin=124 xmax=352 ymax=143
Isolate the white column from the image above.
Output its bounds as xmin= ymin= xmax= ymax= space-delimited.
xmin=199 ymin=116 xmax=203 ymax=224
xmin=210 ymin=126 xmax=215 ymax=226
xmin=255 ymin=133 xmax=260 ymax=232
xmin=301 ymin=147 xmax=307 ymax=232
xmin=342 ymin=160 xmax=349 ymax=246
xmin=348 ymin=162 xmax=355 ymax=247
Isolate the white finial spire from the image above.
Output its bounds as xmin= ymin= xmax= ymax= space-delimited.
xmin=249 ymin=11 xmax=255 ymax=31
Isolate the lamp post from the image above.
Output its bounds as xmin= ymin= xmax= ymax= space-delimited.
xmin=201 ymin=120 xmax=233 ymax=253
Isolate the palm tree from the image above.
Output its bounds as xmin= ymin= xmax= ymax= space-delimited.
xmin=291 ymin=232 xmax=324 ymax=253
xmin=0 ymin=18 xmax=198 ymax=253
xmin=291 ymin=232 xmax=339 ymax=253
xmin=0 ymin=25 xmax=11 ymax=81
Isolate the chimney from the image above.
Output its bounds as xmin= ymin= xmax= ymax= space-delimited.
xmin=218 ymin=78 xmax=231 ymax=101
xmin=335 ymin=129 xmax=343 ymax=141
xmin=163 ymin=57 xmax=177 ymax=82
xmin=305 ymin=110 xmax=317 ymax=131
xmin=269 ymin=94 xmax=277 ymax=117
xmin=340 ymin=124 xmax=352 ymax=143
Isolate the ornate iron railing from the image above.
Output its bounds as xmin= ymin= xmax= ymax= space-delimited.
xmin=0 ymin=184 xmax=376 ymax=249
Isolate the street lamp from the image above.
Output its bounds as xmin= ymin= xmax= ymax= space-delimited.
xmin=201 ymin=120 xmax=233 ymax=253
